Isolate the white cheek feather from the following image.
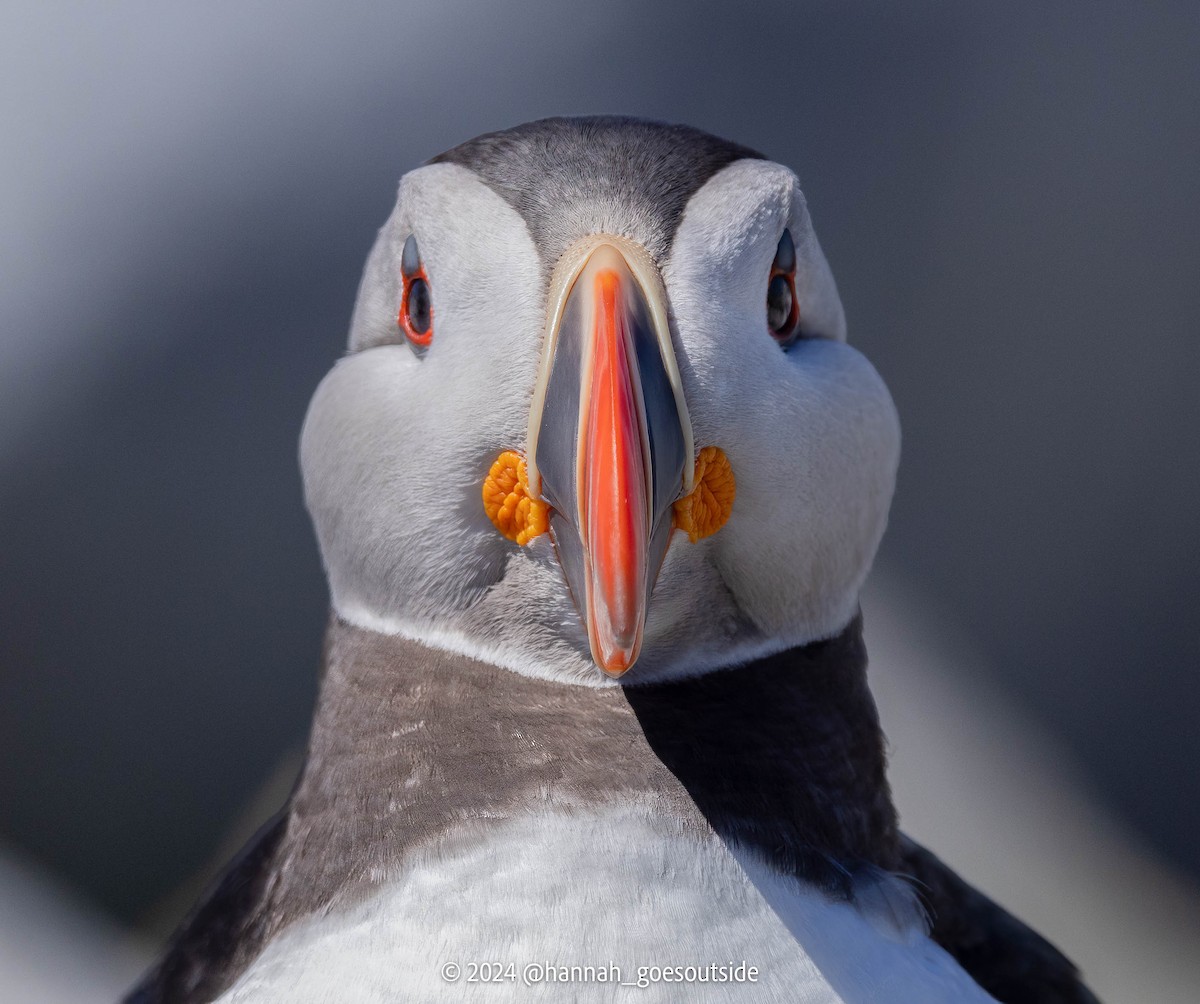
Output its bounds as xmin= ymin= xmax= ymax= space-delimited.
xmin=216 ymin=806 xmax=990 ymax=1004
xmin=303 ymin=164 xmax=588 ymax=673
xmin=309 ymin=165 xmax=661 ymax=685
xmin=665 ymin=160 xmax=900 ymax=646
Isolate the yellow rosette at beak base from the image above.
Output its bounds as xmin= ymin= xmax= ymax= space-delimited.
xmin=482 ymin=447 xmax=734 ymax=546
xmin=481 ymin=451 xmax=549 ymax=546
xmin=672 ymin=446 xmax=736 ymax=543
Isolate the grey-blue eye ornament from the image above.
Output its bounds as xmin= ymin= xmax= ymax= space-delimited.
xmin=126 ymin=117 xmax=1101 ymax=1004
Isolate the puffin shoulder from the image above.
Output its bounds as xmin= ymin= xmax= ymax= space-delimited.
xmin=899 ymin=835 xmax=1101 ymax=1004
xmin=124 ymin=811 xmax=287 ymax=1004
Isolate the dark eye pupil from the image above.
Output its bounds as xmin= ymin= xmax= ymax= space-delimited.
xmin=767 ymin=274 xmax=793 ymax=333
xmin=406 ymin=277 xmax=431 ymax=334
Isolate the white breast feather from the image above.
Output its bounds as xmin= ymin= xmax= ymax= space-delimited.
xmin=217 ymin=805 xmax=994 ymax=1003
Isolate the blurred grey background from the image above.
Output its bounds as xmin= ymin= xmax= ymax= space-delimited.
xmin=1 ymin=1 xmax=1198 ymax=1000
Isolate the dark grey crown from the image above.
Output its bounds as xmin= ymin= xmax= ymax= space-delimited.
xmin=432 ymin=116 xmax=764 ymax=272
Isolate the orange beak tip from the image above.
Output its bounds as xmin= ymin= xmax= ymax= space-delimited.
xmin=598 ymin=645 xmax=636 ymax=677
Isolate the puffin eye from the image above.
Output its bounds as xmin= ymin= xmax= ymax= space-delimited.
xmin=406 ymin=279 xmax=431 ymax=336
xmin=399 ymin=234 xmax=434 ymax=350
xmin=767 ymin=229 xmax=801 ymax=347
xmin=767 ymin=275 xmax=793 ymax=333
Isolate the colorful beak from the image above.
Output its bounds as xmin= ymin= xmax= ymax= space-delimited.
xmin=528 ymin=237 xmax=692 ymax=676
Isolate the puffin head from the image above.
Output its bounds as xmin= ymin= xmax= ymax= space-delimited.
xmin=301 ymin=117 xmax=899 ymax=685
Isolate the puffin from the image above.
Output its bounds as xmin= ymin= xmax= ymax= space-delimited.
xmin=127 ymin=117 xmax=1100 ymax=1003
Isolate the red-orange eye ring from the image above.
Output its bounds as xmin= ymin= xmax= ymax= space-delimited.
xmin=399 ymin=234 xmax=433 ymax=349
